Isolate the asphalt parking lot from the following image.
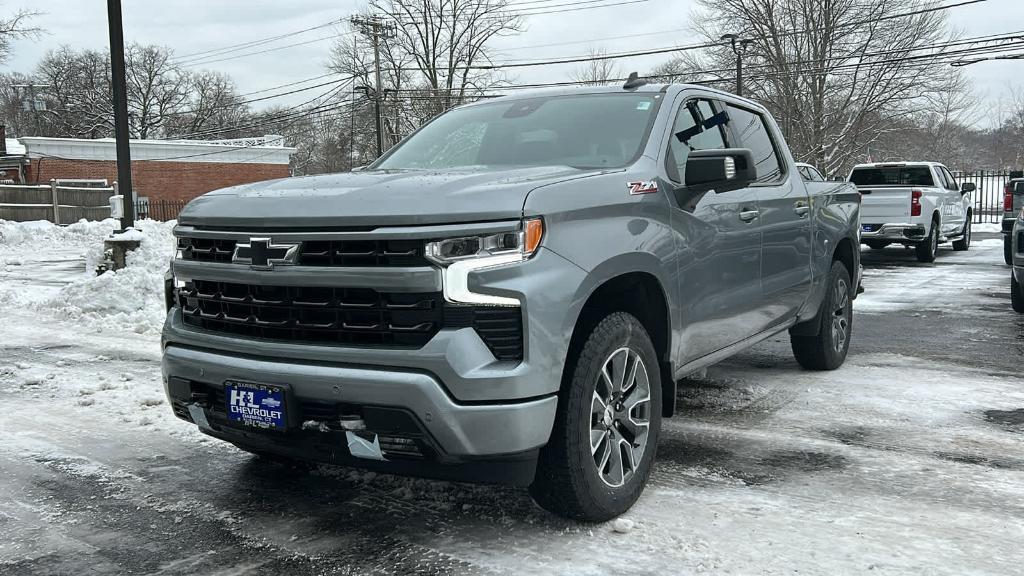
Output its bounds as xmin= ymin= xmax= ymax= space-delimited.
xmin=2 ymin=234 xmax=1022 ymax=575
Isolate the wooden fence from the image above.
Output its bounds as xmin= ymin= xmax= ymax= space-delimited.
xmin=0 ymin=180 xmax=116 ymax=224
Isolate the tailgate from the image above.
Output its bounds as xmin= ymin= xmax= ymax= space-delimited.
xmin=858 ymin=187 xmax=911 ymax=220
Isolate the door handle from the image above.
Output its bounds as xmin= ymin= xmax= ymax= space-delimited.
xmin=739 ymin=209 xmax=760 ymax=222
xmin=794 ymin=201 xmax=810 ymax=217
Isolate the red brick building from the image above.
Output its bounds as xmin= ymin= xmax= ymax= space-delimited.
xmin=15 ymin=135 xmax=296 ymax=203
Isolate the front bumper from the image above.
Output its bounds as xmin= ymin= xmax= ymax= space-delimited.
xmin=162 ymin=345 xmax=557 ymax=483
xmin=860 ymin=223 xmax=927 ymax=242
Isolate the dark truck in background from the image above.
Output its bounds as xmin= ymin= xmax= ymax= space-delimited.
xmin=162 ymin=82 xmax=862 ymax=521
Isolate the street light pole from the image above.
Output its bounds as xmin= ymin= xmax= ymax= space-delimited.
xmin=722 ymin=34 xmax=753 ymax=97
xmin=106 ymin=0 xmax=135 ymax=231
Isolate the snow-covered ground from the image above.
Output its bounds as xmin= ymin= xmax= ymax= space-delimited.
xmin=2 ymin=221 xmax=1023 ymax=575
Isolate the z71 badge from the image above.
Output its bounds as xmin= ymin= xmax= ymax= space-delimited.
xmin=627 ymin=180 xmax=659 ymax=195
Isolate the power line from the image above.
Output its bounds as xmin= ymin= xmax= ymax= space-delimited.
xmin=171 ymin=17 xmax=347 ymax=62
xmin=176 ymin=32 xmax=352 ymax=67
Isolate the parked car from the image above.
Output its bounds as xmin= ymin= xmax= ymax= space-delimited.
xmin=1012 ymin=210 xmax=1024 ymax=312
xmin=162 ymin=82 xmax=862 ymax=522
xmin=850 ymin=162 xmax=975 ymax=262
xmin=796 ymin=162 xmax=825 ymax=182
xmin=1003 ymin=178 xmax=1024 ymax=265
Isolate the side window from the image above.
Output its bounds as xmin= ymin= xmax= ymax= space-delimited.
xmin=724 ymin=104 xmax=783 ymax=183
xmin=797 ymin=166 xmax=811 ymax=181
xmin=940 ymin=167 xmax=958 ymax=191
xmin=666 ymin=98 xmax=728 ymax=183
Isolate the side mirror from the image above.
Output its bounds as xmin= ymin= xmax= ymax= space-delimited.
xmin=684 ymin=148 xmax=756 ymax=194
xmin=960 ymin=182 xmax=976 ymax=194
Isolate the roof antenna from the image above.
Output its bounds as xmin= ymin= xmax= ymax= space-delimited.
xmin=623 ymin=72 xmax=648 ymax=91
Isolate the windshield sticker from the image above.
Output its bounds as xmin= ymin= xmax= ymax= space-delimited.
xmin=636 ymin=101 xmax=652 ymax=111
xmin=628 ymin=180 xmax=659 ymax=195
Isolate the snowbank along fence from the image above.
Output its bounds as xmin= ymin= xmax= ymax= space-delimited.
xmin=0 ymin=180 xmax=116 ymax=224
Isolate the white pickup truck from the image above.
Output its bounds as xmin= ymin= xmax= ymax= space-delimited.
xmin=849 ymin=162 xmax=975 ymax=262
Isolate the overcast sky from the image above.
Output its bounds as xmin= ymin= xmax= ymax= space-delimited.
xmin=5 ymin=0 xmax=1023 ymax=125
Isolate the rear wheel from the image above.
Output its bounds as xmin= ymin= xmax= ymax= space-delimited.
xmin=531 ymin=312 xmax=661 ymax=522
xmin=791 ymin=261 xmax=853 ymax=371
xmin=952 ymin=217 xmax=971 ymax=251
xmin=1012 ymin=274 xmax=1024 ymax=313
xmin=915 ymin=217 xmax=940 ymax=263
xmin=865 ymin=241 xmax=889 ymax=250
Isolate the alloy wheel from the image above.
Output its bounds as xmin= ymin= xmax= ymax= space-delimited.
xmin=831 ymin=277 xmax=851 ymax=353
xmin=590 ymin=347 xmax=651 ymax=488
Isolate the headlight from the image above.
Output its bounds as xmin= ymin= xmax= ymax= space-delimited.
xmin=425 ymin=218 xmax=543 ymax=265
xmin=426 ymin=218 xmax=544 ymax=306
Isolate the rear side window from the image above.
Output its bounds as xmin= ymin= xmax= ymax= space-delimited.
xmin=724 ymin=105 xmax=783 ymax=183
xmin=850 ymin=166 xmax=935 ymax=187
xmin=939 ymin=167 xmax=958 ymax=190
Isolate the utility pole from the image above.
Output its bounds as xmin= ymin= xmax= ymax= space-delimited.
xmin=351 ymin=15 xmax=395 ymax=158
xmin=12 ymin=82 xmax=51 ymax=135
xmin=107 ymin=0 xmax=135 ymax=231
xmin=721 ymin=34 xmax=753 ymax=97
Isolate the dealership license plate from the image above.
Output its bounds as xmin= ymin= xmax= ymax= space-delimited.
xmin=862 ymin=224 xmax=873 ymax=232
xmin=224 ymin=380 xmax=286 ymax=430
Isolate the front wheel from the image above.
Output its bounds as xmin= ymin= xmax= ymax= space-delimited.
xmin=791 ymin=261 xmax=853 ymax=370
xmin=1006 ymin=237 xmax=1014 ymax=266
xmin=531 ymin=312 xmax=661 ymax=522
xmin=952 ymin=217 xmax=971 ymax=251
xmin=1012 ymin=274 xmax=1024 ymax=313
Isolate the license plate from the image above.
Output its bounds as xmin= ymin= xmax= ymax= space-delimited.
xmin=862 ymin=224 xmax=873 ymax=232
xmin=224 ymin=380 xmax=286 ymax=430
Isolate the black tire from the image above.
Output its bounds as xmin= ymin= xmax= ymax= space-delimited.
xmin=1012 ymin=274 xmax=1024 ymax=313
xmin=531 ymin=312 xmax=662 ymax=522
xmin=791 ymin=261 xmax=853 ymax=371
xmin=952 ymin=217 xmax=971 ymax=251
xmin=1006 ymin=237 xmax=1014 ymax=266
xmin=915 ymin=217 xmax=940 ymax=263
xmin=865 ymin=241 xmax=889 ymax=250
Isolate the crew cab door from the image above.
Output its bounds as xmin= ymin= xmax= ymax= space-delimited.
xmin=721 ymin=102 xmax=812 ymax=323
xmin=662 ymin=96 xmax=764 ymax=362
xmin=937 ymin=165 xmax=967 ymax=234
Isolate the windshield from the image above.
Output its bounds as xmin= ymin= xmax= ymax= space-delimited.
xmin=850 ymin=166 xmax=934 ymax=187
xmin=373 ymin=93 xmax=663 ymax=171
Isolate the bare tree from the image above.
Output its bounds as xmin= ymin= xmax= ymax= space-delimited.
xmin=570 ymin=47 xmax=621 ymax=86
xmin=0 ymin=7 xmax=42 ymax=65
xmin=163 ymin=70 xmax=248 ymax=139
xmin=31 ymin=44 xmax=251 ymax=140
xmin=329 ymin=1 xmax=520 ymax=160
xmin=657 ymin=0 xmax=967 ymax=175
xmin=36 ymin=46 xmax=113 ymax=138
xmin=125 ymin=43 xmax=190 ymax=138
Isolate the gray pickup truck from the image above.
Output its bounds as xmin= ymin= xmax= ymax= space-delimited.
xmin=162 ymin=82 xmax=862 ymax=521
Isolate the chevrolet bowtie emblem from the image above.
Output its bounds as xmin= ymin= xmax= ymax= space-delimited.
xmin=232 ymin=238 xmax=300 ymax=270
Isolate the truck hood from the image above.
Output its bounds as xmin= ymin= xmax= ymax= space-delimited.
xmin=177 ymin=166 xmax=608 ymax=228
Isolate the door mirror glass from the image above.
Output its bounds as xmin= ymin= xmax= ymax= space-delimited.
xmin=960 ymin=182 xmax=976 ymax=193
xmin=684 ymin=148 xmax=757 ymax=194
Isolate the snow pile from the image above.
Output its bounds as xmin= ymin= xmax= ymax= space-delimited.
xmin=0 ymin=218 xmax=119 ymax=249
xmin=44 ymin=219 xmax=176 ymax=334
